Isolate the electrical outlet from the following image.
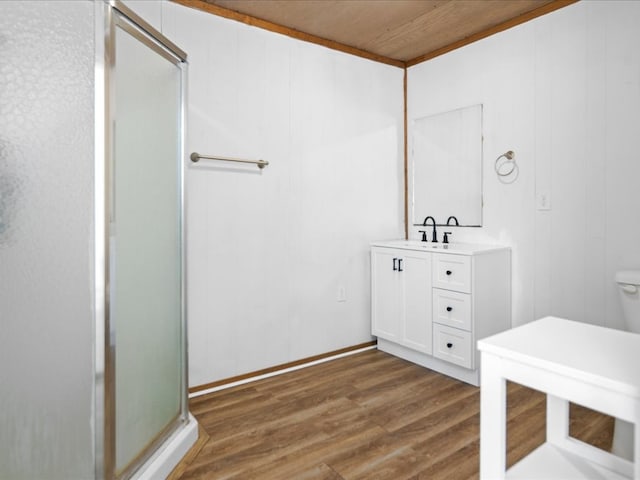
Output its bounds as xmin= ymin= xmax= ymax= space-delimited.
xmin=537 ymin=192 xmax=551 ymax=211
xmin=337 ymin=286 xmax=347 ymax=303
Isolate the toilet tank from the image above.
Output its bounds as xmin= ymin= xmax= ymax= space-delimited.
xmin=616 ymin=270 xmax=640 ymax=333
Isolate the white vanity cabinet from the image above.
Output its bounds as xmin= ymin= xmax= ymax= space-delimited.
xmin=371 ymin=248 xmax=433 ymax=354
xmin=371 ymin=240 xmax=511 ymax=386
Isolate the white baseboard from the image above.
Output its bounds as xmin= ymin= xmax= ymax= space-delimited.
xmin=189 ymin=344 xmax=377 ymax=398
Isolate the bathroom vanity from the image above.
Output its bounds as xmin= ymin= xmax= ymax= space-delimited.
xmin=370 ymin=240 xmax=511 ymax=386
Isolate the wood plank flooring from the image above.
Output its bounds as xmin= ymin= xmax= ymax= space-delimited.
xmin=178 ymin=349 xmax=614 ymax=480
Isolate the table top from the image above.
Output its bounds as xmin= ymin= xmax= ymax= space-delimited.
xmin=478 ymin=316 xmax=640 ymax=398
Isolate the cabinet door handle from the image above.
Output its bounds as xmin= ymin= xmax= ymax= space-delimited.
xmin=393 ymin=258 xmax=397 ymax=271
xmin=398 ymin=258 xmax=403 ymax=272
xmin=446 ymin=342 xmax=453 ymax=349
xmin=446 ymin=270 xmax=452 ymax=276
xmin=446 ymin=306 xmax=453 ymax=312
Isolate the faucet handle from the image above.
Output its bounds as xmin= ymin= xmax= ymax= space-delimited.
xmin=443 ymin=232 xmax=452 ymax=244
xmin=418 ymin=230 xmax=427 ymax=242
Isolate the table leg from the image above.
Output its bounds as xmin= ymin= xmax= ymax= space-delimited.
xmin=635 ymin=420 xmax=640 ymax=480
xmin=547 ymin=394 xmax=569 ymax=448
xmin=480 ymin=353 xmax=507 ymax=479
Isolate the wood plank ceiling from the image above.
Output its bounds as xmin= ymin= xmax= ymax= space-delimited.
xmin=175 ymin=0 xmax=577 ymax=67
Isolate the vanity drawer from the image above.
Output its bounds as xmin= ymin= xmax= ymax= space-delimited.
xmin=433 ymin=324 xmax=473 ymax=369
xmin=432 ymin=253 xmax=471 ymax=293
xmin=433 ymin=288 xmax=472 ymax=331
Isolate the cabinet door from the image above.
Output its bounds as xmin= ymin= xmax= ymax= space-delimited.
xmin=401 ymin=251 xmax=433 ymax=354
xmin=371 ymin=248 xmax=401 ymax=341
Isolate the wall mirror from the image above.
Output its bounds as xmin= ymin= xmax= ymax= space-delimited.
xmin=410 ymin=104 xmax=483 ymax=227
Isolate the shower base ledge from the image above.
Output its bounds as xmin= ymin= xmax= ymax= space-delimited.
xmin=131 ymin=413 xmax=198 ymax=480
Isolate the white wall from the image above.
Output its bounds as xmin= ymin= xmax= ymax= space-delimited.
xmin=162 ymin=3 xmax=404 ymax=386
xmin=408 ymin=1 xmax=640 ymax=330
xmin=121 ymin=0 xmax=163 ymax=29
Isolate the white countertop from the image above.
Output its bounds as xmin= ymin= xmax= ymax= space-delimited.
xmin=371 ymin=239 xmax=510 ymax=255
xmin=478 ymin=316 xmax=640 ymax=398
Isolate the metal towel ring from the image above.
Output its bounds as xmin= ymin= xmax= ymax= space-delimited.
xmin=495 ymin=150 xmax=516 ymax=176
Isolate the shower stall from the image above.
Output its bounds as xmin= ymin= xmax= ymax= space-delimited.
xmin=0 ymin=1 xmax=197 ymax=478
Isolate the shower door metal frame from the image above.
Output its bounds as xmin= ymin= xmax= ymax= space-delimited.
xmin=97 ymin=2 xmax=188 ymax=479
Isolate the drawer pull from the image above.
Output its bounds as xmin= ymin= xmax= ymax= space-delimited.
xmin=446 ymin=306 xmax=453 ymax=312
xmin=446 ymin=270 xmax=452 ymax=276
xmin=446 ymin=342 xmax=453 ymax=348
xmin=393 ymin=258 xmax=397 ymax=271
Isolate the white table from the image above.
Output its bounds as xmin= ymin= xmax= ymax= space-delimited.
xmin=478 ymin=316 xmax=640 ymax=479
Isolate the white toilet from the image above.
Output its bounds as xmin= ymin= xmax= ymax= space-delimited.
xmin=612 ymin=270 xmax=640 ymax=460
xmin=616 ymin=270 xmax=640 ymax=332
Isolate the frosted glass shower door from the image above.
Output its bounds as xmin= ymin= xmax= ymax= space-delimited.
xmin=109 ymin=12 xmax=185 ymax=477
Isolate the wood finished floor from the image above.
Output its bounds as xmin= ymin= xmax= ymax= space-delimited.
xmin=178 ymin=349 xmax=614 ymax=480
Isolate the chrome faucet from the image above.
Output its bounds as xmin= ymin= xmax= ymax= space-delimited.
xmin=422 ymin=216 xmax=438 ymax=242
xmin=446 ymin=216 xmax=459 ymax=226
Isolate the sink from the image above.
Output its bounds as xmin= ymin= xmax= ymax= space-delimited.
xmin=398 ymin=241 xmax=449 ymax=249
xmin=371 ymin=239 xmax=510 ymax=255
